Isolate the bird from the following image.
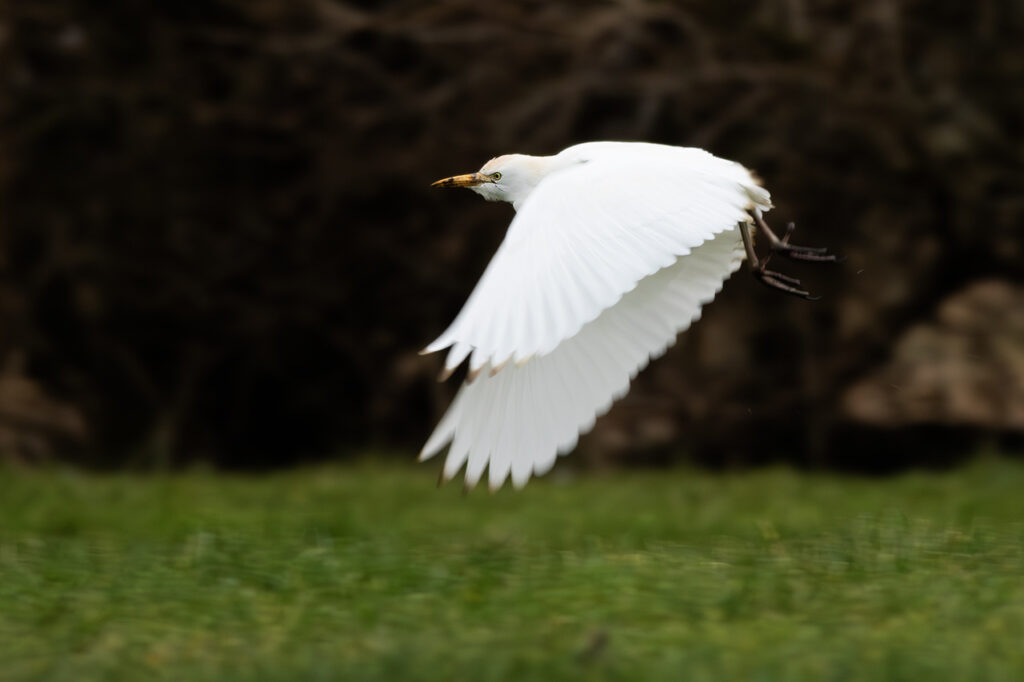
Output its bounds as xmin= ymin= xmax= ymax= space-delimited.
xmin=420 ymin=141 xmax=838 ymax=491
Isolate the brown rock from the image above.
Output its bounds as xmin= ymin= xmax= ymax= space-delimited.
xmin=842 ymin=280 xmax=1024 ymax=431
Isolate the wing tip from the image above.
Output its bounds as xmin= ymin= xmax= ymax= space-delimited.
xmin=489 ymin=357 xmax=510 ymax=377
xmin=466 ymin=364 xmax=485 ymax=383
xmin=419 ymin=431 xmax=452 ymax=462
xmin=421 ymin=335 xmax=453 ymax=355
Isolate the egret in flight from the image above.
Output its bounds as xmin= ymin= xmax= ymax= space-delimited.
xmin=420 ymin=142 xmax=837 ymax=490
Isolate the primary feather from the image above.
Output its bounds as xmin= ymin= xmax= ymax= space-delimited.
xmin=422 ymin=142 xmax=771 ymax=490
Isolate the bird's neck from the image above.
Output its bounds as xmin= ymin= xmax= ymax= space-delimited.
xmin=510 ymin=154 xmax=584 ymax=211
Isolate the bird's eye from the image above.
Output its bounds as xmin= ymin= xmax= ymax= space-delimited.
xmin=491 ymin=172 xmax=502 ymax=181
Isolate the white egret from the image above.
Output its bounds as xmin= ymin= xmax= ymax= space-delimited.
xmin=420 ymin=142 xmax=837 ymax=490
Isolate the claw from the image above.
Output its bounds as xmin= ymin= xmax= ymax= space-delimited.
xmin=741 ymin=213 xmax=837 ymax=301
xmin=761 ymin=268 xmax=803 ymax=286
xmin=776 ymin=243 xmax=830 ymax=254
xmin=777 ymin=246 xmax=842 ymax=263
xmin=760 ymin=216 xmax=841 ymax=262
xmin=754 ymin=269 xmax=818 ymax=300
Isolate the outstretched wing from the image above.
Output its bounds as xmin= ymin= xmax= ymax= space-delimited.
xmin=424 ymin=146 xmax=769 ymax=376
xmin=420 ymin=229 xmax=745 ymax=490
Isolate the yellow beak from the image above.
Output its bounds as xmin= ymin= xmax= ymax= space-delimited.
xmin=431 ymin=172 xmax=491 ymax=188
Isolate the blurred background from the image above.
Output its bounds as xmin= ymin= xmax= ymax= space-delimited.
xmin=1 ymin=0 xmax=1022 ymax=472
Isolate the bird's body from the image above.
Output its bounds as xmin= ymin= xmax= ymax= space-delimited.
xmin=421 ymin=142 xmax=812 ymax=491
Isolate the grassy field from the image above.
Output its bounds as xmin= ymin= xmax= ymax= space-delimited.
xmin=2 ymin=457 xmax=1023 ymax=681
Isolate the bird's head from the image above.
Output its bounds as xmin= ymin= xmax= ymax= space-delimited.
xmin=432 ymin=154 xmax=549 ymax=208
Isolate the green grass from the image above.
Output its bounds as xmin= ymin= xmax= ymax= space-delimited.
xmin=2 ymin=457 xmax=1024 ymax=681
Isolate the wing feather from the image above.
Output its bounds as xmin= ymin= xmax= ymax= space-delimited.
xmin=427 ymin=147 xmax=766 ymax=373
xmin=421 ymin=229 xmax=746 ymax=490
xmin=422 ymin=143 xmax=772 ymax=488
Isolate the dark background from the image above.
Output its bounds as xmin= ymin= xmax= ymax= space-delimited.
xmin=1 ymin=1 xmax=1022 ymax=470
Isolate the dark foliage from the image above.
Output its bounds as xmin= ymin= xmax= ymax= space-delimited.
xmin=1 ymin=1 xmax=1022 ymax=467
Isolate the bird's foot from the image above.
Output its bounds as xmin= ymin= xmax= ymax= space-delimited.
xmin=752 ymin=266 xmax=819 ymax=301
xmin=740 ymin=215 xmax=841 ymax=300
xmin=764 ymin=221 xmax=843 ymax=263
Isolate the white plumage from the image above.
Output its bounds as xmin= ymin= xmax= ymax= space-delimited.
xmin=421 ymin=142 xmax=772 ymax=490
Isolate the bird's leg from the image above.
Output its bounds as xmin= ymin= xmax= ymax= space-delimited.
xmin=753 ymin=213 xmax=840 ymax=263
xmin=739 ymin=220 xmax=818 ymax=300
